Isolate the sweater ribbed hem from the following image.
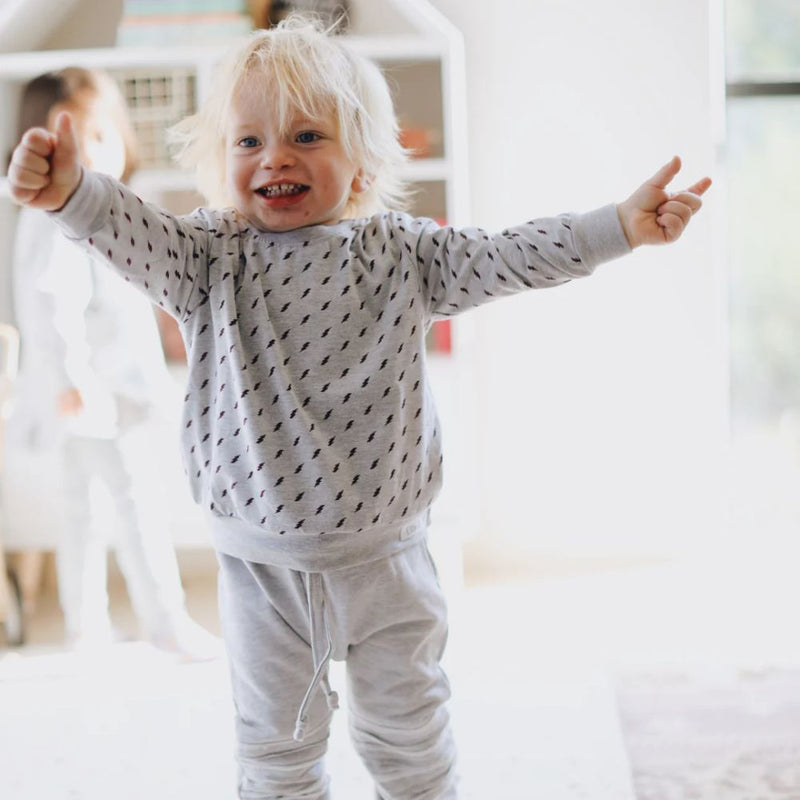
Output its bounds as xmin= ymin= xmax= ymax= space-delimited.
xmin=209 ymin=510 xmax=429 ymax=571
xmin=573 ymin=203 xmax=632 ymax=266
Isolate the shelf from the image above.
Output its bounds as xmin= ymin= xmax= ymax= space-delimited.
xmin=132 ymin=169 xmax=196 ymax=194
xmin=0 ymin=0 xmax=468 ymax=223
xmin=0 ymin=45 xmax=221 ymax=77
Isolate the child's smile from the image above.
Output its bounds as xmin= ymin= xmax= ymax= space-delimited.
xmin=256 ymin=182 xmax=309 ymax=200
xmin=254 ymin=180 xmax=312 ymax=212
xmin=226 ymin=80 xmax=365 ymax=232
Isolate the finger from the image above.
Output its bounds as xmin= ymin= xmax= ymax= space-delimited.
xmin=8 ymin=183 xmax=40 ymax=205
xmin=52 ymin=111 xmax=80 ymax=171
xmin=659 ymin=194 xmax=702 ymax=219
xmin=7 ymin=161 xmax=50 ymax=191
xmin=19 ymin=126 xmax=56 ymax=158
xmin=656 ymin=200 xmax=693 ymax=226
xmin=9 ymin=145 xmax=51 ymax=177
xmin=664 ymin=191 xmax=703 ymax=213
xmin=686 ymin=176 xmax=712 ymax=196
xmin=647 ymin=155 xmax=681 ymax=190
xmin=656 ymin=212 xmax=685 ymax=242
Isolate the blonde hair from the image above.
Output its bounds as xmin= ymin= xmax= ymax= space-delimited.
xmin=169 ymin=15 xmax=410 ymax=217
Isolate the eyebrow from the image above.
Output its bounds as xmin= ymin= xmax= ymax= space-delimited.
xmin=230 ymin=116 xmax=328 ymax=130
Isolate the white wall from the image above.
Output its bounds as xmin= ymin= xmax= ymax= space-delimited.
xmin=431 ymin=0 xmax=728 ymax=556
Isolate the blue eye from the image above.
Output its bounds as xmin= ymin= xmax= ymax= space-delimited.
xmin=238 ymin=136 xmax=259 ymax=148
xmin=296 ymin=131 xmax=320 ymax=144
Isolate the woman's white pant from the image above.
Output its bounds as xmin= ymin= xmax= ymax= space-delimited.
xmin=217 ymin=538 xmax=458 ymax=799
xmin=57 ymin=431 xmax=187 ymax=640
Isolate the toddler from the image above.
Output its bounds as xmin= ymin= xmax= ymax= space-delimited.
xmin=7 ymin=18 xmax=709 ymax=800
xmin=9 ymin=67 xmax=219 ymax=659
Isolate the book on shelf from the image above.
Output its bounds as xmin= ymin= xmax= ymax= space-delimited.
xmin=118 ymin=0 xmax=252 ymax=46
xmin=122 ymin=1 xmax=248 ymax=13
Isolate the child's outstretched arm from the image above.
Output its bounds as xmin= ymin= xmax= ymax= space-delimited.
xmin=8 ymin=111 xmax=82 ymax=211
xmin=617 ymin=156 xmax=711 ymax=248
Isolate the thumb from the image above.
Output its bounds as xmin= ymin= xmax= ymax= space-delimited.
xmin=647 ymin=155 xmax=681 ymax=190
xmin=51 ymin=111 xmax=81 ymax=174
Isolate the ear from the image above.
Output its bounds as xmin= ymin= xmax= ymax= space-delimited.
xmin=351 ymin=168 xmax=372 ymax=195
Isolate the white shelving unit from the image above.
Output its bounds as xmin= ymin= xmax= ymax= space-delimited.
xmin=0 ymin=0 xmax=479 ymax=578
xmin=0 ymin=0 xmax=469 ymax=221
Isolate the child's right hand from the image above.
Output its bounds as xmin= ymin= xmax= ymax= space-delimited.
xmin=7 ymin=111 xmax=82 ymax=211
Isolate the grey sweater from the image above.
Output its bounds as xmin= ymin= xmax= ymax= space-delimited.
xmin=53 ymin=170 xmax=630 ymax=559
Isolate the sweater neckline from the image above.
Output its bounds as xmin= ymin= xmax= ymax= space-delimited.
xmin=233 ymin=211 xmax=370 ymax=244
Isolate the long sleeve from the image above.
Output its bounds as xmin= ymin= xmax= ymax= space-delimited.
xmin=387 ymin=205 xmax=631 ymax=319
xmin=49 ymin=169 xmax=218 ymax=323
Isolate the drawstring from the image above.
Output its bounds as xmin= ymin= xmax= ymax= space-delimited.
xmin=293 ymin=573 xmax=339 ymax=742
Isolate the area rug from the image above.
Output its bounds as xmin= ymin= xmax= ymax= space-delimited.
xmin=615 ymin=666 xmax=800 ymax=799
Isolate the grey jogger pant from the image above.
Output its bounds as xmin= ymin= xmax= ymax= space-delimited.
xmin=216 ymin=529 xmax=458 ymax=799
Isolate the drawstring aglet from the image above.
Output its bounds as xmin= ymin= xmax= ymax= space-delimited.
xmin=293 ymin=718 xmax=307 ymax=742
xmin=327 ymin=689 xmax=340 ymax=710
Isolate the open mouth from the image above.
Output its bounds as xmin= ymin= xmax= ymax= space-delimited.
xmin=256 ymin=183 xmax=309 ymax=198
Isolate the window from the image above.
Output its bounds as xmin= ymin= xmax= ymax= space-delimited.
xmin=725 ymin=0 xmax=800 ymax=534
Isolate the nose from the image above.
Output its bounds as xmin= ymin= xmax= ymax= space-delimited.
xmin=260 ymin=140 xmax=296 ymax=170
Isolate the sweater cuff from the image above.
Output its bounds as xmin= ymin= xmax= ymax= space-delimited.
xmin=48 ymin=168 xmax=113 ymax=239
xmin=572 ymin=203 xmax=631 ymax=267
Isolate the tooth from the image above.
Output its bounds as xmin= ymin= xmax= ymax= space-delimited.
xmin=260 ymin=183 xmax=304 ymax=197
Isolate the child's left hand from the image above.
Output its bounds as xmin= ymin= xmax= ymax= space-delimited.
xmin=617 ymin=156 xmax=711 ymax=248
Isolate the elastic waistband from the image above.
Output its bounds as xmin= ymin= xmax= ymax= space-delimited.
xmin=209 ymin=511 xmax=429 ymax=572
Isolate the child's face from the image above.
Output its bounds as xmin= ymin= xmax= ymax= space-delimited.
xmin=225 ymin=80 xmax=365 ymax=232
xmin=49 ymin=89 xmax=126 ymax=180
